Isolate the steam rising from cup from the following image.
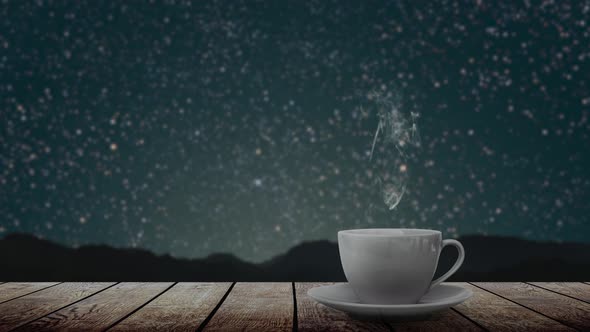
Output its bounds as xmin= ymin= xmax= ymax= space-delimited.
xmin=367 ymin=90 xmax=421 ymax=210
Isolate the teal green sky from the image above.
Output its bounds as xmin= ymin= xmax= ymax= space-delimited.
xmin=1 ymin=0 xmax=589 ymax=261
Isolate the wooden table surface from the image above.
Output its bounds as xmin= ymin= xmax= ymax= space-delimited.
xmin=0 ymin=282 xmax=589 ymax=331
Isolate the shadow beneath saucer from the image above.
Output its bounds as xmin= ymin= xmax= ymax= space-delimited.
xmin=347 ymin=313 xmax=434 ymax=322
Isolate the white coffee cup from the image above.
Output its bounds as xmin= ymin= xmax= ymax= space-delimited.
xmin=338 ymin=228 xmax=465 ymax=304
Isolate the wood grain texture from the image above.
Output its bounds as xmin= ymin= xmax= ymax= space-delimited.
xmin=0 ymin=282 xmax=114 ymax=332
xmin=203 ymin=282 xmax=293 ymax=332
xmin=385 ymin=310 xmax=482 ymax=332
xmin=296 ymin=283 xmax=390 ymax=332
xmin=451 ymin=283 xmax=573 ymax=331
xmin=15 ymin=282 xmax=173 ymax=332
xmin=0 ymin=282 xmax=586 ymax=331
xmin=0 ymin=282 xmax=59 ymax=303
xmin=109 ymin=282 xmax=231 ymax=332
xmin=529 ymin=282 xmax=590 ymax=303
xmin=473 ymin=282 xmax=590 ymax=331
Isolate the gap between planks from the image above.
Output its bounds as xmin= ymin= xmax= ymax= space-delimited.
xmin=17 ymin=282 xmax=297 ymax=331
xmin=5 ymin=283 xmax=232 ymax=332
xmin=454 ymin=282 xmax=573 ymax=331
xmin=0 ymin=282 xmax=62 ymax=305
xmin=467 ymin=283 xmax=566 ymax=327
xmin=468 ymin=282 xmax=582 ymax=331
xmin=4 ymin=282 xmax=588 ymax=332
xmin=525 ymin=282 xmax=590 ymax=305
xmin=0 ymin=282 xmax=118 ymax=332
xmin=291 ymin=282 xmax=298 ymax=332
xmin=13 ymin=282 xmax=175 ymax=331
xmin=104 ymin=282 xmax=178 ymax=331
xmin=195 ymin=282 xmax=236 ymax=332
xmin=201 ymin=283 xmax=293 ymax=331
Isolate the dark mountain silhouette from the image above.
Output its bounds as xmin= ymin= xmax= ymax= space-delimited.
xmin=0 ymin=233 xmax=588 ymax=281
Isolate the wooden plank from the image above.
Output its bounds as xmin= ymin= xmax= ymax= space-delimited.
xmin=0 ymin=282 xmax=114 ymax=332
xmin=15 ymin=282 xmax=173 ymax=332
xmin=109 ymin=282 xmax=231 ymax=331
xmin=203 ymin=282 xmax=292 ymax=331
xmin=296 ymin=283 xmax=390 ymax=331
xmin=529 ymin=282 xmax=590 ymax=303
xmin=0 ymin=282 xmax=59 ymax=303
xmin=296 ymin=283 xmax=481 ymax=332
xmin=473 ymin=282 xmax=590 ymax=331
xmin=385 ymin=304 xmax=482 ymax=331
xmin=451 ymin=283 xmax=573 ymax=331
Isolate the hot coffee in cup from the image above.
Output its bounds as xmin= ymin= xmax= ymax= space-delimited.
xmin=338 ymin=228 xmax=464 ymax=304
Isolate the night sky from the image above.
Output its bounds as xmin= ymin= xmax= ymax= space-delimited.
xmin=1 ymin=0 xmax=589 ymax=262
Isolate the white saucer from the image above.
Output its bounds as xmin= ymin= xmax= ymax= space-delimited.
xmin=307 ymin=283 xmax=472 ymax=318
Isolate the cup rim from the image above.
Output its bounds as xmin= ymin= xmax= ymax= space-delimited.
xmin=338 ymin=228 xmax=441 ymax=237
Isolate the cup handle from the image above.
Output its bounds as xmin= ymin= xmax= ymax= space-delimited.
xmin=430 ymin=239 xmax=465 ymax=289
